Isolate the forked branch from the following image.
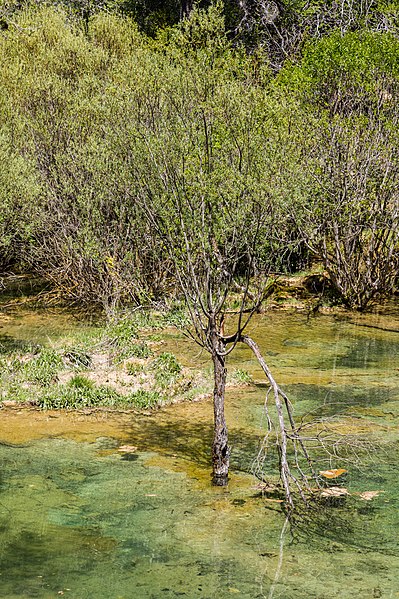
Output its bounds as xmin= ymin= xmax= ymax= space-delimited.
xmin=241 ymin=335 xmax=318 ymax=508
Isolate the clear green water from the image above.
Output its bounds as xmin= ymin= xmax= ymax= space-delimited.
xmin=0 ymin=308 xmax=399 ymax=598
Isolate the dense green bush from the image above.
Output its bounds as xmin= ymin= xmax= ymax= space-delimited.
xmin=283 ymin=30 xmax=399 ymax=116
xmin=0 ymin=3 xmax=398 ymax=310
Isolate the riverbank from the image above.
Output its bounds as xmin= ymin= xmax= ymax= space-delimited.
xmin=1 ymin=272 xmax=399 ymax=414
xmin=0 ymin=298 xmax=262 ymax=413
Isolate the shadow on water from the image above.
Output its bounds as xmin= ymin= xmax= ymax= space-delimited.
xmin=289 ymin=496 xmax=399 ymax=557
xmin=281 ymin=382 xmax=398 ymax=418
xmin=336 ymin=336 xmax=399 ymax=369
xmin=0 ymin=334 xmax=39 ymax=354
xmin=122 ymin=415 xmax=266 ymax=475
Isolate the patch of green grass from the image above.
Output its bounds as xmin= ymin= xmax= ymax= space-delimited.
xmin=0 ymin=355 xmax=21 ymax=377
xmin=104 ymin=316 xmax=153 ymax=361
xmin=106 ymin=317 xmax=139 ymax=345
xmin=0 ymin=383 xmax=32 ymax=404
xmin=128 ymin=342 xmax=152 ymax=359
xmin=126 ymin=362 xmax=145 ymax=376
xmin=146 ymin=334 xmax=162 ymax=342
xmin=99 ymin=307 xmax=190 ymax=363
xmin=0 ymin=336 xmax=38 ymax=355
xmin=230 ymin=369 xmax=253 ymax=385
xmin=112 ymin=340 xmax=152 ymax=361
xmin=68 ymin=374 xmax=95 ymax=390
xmin=108 ymin=306 xmax=189 ymax=334
xmin=151 ymin=352 xmax=182 ymax=389
xmin=19 ymin=348 xmax=63 ymax=386
xmin=160 ymin=306 xmax=190 ymax=328
xmin=153 ymin=352 xmax=182 ymax=374
xmin=0 ymin=347 xmax=69 ymax=404
xmin=37 ymin=376 xmax=163 ymax=410
xmin=127 ymin=389 xmax=163 ymax=409
xmin=38 ymin=377 xmax=114 ymax=409
xmin=0 ymin=306 xmax=195 ymax=409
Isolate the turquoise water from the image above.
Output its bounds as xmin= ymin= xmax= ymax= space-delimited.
xmin=0 ymin=308 xmax=398 ymax=598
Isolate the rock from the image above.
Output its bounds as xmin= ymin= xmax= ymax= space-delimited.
xmin=359 ymin=490 xmax=383 ymax=501
xmin=118 ymin=444 xmax=138 ymax=453
xmin=2 ymin=400 xmax=18 ymax=407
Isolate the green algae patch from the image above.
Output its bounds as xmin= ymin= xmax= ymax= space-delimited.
xmin=0 ymin=436 xmax=287 ymax=599
xmin=1 ymin=433 xmax=398 ymax=599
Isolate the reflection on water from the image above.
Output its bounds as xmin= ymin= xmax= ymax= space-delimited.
xmin=0 ymin=308 xmax=398 ymax=598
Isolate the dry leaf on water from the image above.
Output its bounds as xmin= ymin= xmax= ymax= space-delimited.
xmin=319 ymin=468 xmax=347 ymax=479
xmin=320 ymin=486 xmax=349 ymax=498
xmin=118 ymin=445 xmax=138 ymax=453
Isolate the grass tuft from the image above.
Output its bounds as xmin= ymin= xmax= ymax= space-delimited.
xmin=151 ymin=352 xmax=182 ymax=389
xmin=230 ymin=369 xmax=253 ymax=385
xmin=38 ymin=377 xmax=163 ymax=410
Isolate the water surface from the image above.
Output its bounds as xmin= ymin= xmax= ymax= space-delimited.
xmin=0 ymin=307 xmax=398 ymax=598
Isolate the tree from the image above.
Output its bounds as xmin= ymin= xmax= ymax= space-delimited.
xmin=100 ymin=4 xmax=319 ymax=504
xmin=285 ymin=32 xmax=399 ymax=309
xmin=303 ymin=114 xmax=399 ymax=310
xmin=131 ymin=92 xmax=316 ymax=498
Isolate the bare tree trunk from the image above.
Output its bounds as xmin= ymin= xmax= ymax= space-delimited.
xmin=210 ymin=324 xmax=229 ymax=486
xmin=181 ymin=0 xmax=194 ymax=18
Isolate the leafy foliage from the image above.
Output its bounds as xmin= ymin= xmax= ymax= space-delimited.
xmin=0 ymin=2 xmax=398 ymax=310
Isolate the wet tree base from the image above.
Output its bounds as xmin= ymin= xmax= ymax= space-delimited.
xmin=212 ymin=473 xmax=229 ymax=486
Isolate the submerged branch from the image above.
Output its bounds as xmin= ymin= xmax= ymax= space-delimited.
xmin=241 ymin=334 xmax=317 ymax=508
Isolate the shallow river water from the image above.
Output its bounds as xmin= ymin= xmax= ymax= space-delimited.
xmin=0 ymin=306 xmax=398 ymax=599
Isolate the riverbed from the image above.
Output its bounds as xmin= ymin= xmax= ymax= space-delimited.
xmin=0 ymin=305 xmax=398 ymax=598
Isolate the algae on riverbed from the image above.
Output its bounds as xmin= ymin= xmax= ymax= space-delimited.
xmin=0 ymin=307 xmax=398 ymax=598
